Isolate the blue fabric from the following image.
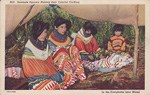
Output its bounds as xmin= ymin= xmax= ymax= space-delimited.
xmin=80 ymin=54 xmax=88 ymax=61
xmin=27 ymin=75 xmax=49 ymax=89
xmin=48 ymin=41 xmax=56 ymax=52
xmin=48 ymin=41 xmax=55 ymax=47
xmin=24 ymin=47 xmax=32 ymax=52
xmin=27 ymin=71 xmax=64 ymax=89
xmin=97 ymin=67 xmax=119 ymax=72
xmin=53 ymin=30 xmax=67 ymax=41
xmin=49 ymin=71 xmax=64 ymax=84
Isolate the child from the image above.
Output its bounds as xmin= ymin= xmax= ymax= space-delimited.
xmin=108 ymin=24 xmax=126 ymax=53
xmin=74 ymin=21 xmax=100 ymax=61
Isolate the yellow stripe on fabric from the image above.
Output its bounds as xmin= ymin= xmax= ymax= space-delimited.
xmin=49 ymin=36 xmax=71 ymax=46
xmin=76 ymin=33 xmax=92 ymax=45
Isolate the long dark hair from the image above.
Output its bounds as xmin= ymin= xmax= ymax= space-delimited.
xmin=54 ymin=17 xmax=71 ymax=31
xmin=113 ymin=24 xmax=124 ymax=33
xmin=32 ymin=21 xmax=49 ymax=40
xmin=83 ymin=21 xmax=97 ymax=35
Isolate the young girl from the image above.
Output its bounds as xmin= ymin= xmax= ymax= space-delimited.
xmin=48 ymin=17 xmax=86 ymax=89
xmin=108 ymin=24 xmax=126 ymax=53
xmin=97 ymin=24 xmax=133 ymax=72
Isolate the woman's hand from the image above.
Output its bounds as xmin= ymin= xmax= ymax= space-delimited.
xmin=88 ymin=55 xmax=94 ymax=59
xmin=88 ymin=55 xmax=95 ymax=60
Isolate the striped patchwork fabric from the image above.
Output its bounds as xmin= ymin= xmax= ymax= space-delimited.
xmin=23 ymin=40 xmax=51 ymax=60
xmin=5 ymin=67 xmax=22 ymax=79
xmin=52 ymin=73 xmax=79 ymax=90
xmin=74 ymin=65 xmax=86 ymax=80
xmin=84 ymin=60 xmax=100 ymax=71
xmin=40 ymin=81 xmax=58 ymax=90
xmin=33 ymin=79 xmax=59 ymax=90
xmin=78 ymin=73 xmax=86 ymax=80
xmin=84 ymin=53 xmax=134 ymax=72
xmin=54 ymin=53 xmax=73 ymax=73
xmin=66 ymin=74 xmax=77 ymax=87
xmin=107 ymin=53 xmax=134 ymax=68
xmin=53 ymin=46 xmax=86 ymax=88
xmin=70 ymin=46 xmax=86 ymax=80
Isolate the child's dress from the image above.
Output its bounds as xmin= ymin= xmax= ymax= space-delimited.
xmin=108 ymin=35 xmax=126 ymax=52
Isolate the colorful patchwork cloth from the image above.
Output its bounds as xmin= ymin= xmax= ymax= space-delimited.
xmin=27 ymin=74 xmax=63 ymax=90
xmin=36 ymin=80 xmax=59 ymax=90
xmin=52 ymin=46 xmax=86 ymax=88
xmin=84 ymin=53 xmax=134 ymax=72
xmin=22 ymin=39 xmax=66 ymax=90
xmin=48 ymin=37 xmax=86 ymax=88
xmin=5 ymin=67 xmax=22 ymax=79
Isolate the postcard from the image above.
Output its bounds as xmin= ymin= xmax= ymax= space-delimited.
xmin=0 ymin=0 xmax=150 ymax=95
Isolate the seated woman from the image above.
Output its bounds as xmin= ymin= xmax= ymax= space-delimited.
xmin=22 ymin=21 xmax=64 ymax=90
xmin=48 ymin=17 xmax=86 ymax=88
xmin=74 ymin=21 xmax=100 ymax=62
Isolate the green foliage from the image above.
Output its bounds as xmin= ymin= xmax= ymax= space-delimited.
xmin=122 ymin=25 xmax=135 ymax=44
xmin=138 ymin=26 xmax=145 ymax=44
xmin=95 ymin=22 xmax=114 ymax=49
xmin=14 ymin=5 xmax=145 ymax=49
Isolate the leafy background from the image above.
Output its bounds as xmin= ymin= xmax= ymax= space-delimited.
xmin=6 ymin=5 xmax=145 ymax=50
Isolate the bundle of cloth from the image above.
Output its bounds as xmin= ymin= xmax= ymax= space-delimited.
xmin=84 ymin=52 xmax=134 ymax=72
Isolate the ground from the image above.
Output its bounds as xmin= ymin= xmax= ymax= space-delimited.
xmin=5 ymin=42 xmax=145 ymax=90
xmin=68 ymin=42 xmax=145 ymax=90
xmin=68 ymin=63 xmax=144 ymax=90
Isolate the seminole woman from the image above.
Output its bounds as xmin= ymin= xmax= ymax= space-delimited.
xmin=48 ymin=17 xmax=86 ymax=89
xmin=22 ymin=21 xmax=64 ymax=90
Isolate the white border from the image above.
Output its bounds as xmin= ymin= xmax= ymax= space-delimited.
xmin=0 ymin=0 xmax=150 ymax=95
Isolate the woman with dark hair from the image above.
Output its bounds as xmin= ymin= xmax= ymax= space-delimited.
xmin=74 ymin=21 xmax=100 ymax=62
xmin=48 ymin=17 xmax=86 ymax=89
xmin=22 ymin=21 xmax=64 ymax=90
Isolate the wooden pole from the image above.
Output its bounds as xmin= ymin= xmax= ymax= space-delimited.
xmin=133 ymin=25 xmax=139 ymax=78
xmin=133 ymin=5 xmax=139 ymax=79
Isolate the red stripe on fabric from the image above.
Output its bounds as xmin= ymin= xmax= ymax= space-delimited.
xmin=45 ymin=86 xmax=48 ymax=90
xmin=51 ymin=82 xmax=55 ymax=88
xmin=5 ymin=68 xmax=8 ymax=76
xmin=12 ymin=68 xmax=16 ymax=78
xmin=111 ymin=38 xmax=124 ymax=42
xmin=23 ymin=58 xmax=57 ymax=78
xmin=53 ymin=48 xmax=69 ymax=59
xmin=47 ymin=83 xmax=51 ymax=90
xmin=50 ymin=32 xmax=68 ymax=43
xmin=106 ymin=57 xmax=110 ymax=68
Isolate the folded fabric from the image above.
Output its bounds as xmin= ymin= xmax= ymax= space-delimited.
xmin=27 ymin=72 xmax=64 ymax=89
xmin=84 ymin=53 xmax=134 ymax=72
xmin=5 ymin=67 xmax=22 ymax=79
